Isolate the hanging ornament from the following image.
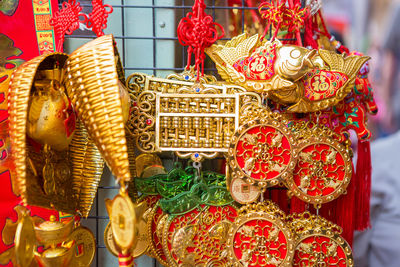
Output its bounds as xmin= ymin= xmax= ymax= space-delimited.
xmin=288 ymin=135 xmax=352 ymax=205
xmin=86 ymin=0 xmax=113 ymax=37
xmin=227 ymin=117 xmax=296 ymax=190
xmin=287 ymin=212 xmax=353 ymax=266
xmin=226 ymin=202 xmax=295 ymax=266
xmin=177 ymin=0 xmax=224 ymax=79
xmin=50 ymin=0 xmax=87 ymax=52
xmin=206 ymin=33 xmax=369 ymax=112
xmin=162 ymin=204 xmax=238 ymax=266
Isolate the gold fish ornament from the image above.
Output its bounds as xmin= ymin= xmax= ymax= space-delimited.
xmin=206 ymin=33 xmax=369 ymax=112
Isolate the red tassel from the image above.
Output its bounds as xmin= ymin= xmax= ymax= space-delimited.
xmin=354 ymin=140 xmax=372 ymax=231
xmin=303 ymin=16 xmax=318 ymax=49
xmin=290 ymin=196 xmax=307 ymax=214
xmin=318 ymin=164 xmax=356 ymax=246
xmin=270 ymin=189 xmax=290 ymax=213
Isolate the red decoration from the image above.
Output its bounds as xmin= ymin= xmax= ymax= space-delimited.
xmin=293 ymin=143 xmax=346 ymax=197
xmin=165 ymin=205 xmax=237 ymax=266
xmin=233 ymin=42 xmax=278 ymax=81
xmin=86 ymin=0 xmax=113 ymax=37
xmin=149 ymin=205 xmax=168 ymax=264
xmin=50 ymin=0 xmax=87 ymax=52
xmin=302 ymin=69 xmax=348 ymax=101
xmin=293 ymin=236 xmax=348 ymax=266
xmin=259 ymin=0 xmax=309 ymax=45
xmin=235 ymin=125 xmax=292 ymax=182
xmin=177 ymin=0 xmax=224 ymax=80
xmin=232 ymin=218 xmax=289 ymax=265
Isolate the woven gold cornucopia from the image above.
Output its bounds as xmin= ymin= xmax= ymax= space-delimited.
xmin=8 ymin=52 xmax=106 ymax=216
xmin=65 ymin=34 xmax=131 ymax=183
xmin=8 ymin=53 xmax=69 ymax=202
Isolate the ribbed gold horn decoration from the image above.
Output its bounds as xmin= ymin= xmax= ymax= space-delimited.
xmin=65 ymin=34 xmax=131 ymax=183
xmin=69 ymin=121 xmax=104 ymax=217
xmin=8 ymin=53 xmax=69 ymax=203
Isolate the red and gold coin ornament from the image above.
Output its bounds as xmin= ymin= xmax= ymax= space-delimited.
xmin=288 ymin=212 xmax=354 ymax=267
xmin=289 ymin=136 xmax=352 ymax=205
xmin=228 ymin=118 xmax=296 ymax=189
xmin=227 ymin=202 xmax=295 ymax=266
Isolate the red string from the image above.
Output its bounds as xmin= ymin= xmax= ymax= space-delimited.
xmin=177 ymin=0 xmax=224 ymax=80
xmin=50 ymin=0 xmax=87 ymax=52
xmin=86 ymin=0 xmax=113 ymax=37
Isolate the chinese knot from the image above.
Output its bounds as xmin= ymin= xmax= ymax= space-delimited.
xmin=86 ymin=0 xmax=113 ymax=37
xmin=50 ymin=0 xmax=87 ymax=52
xmin=177 ymin=0 xmax=224 ymax=80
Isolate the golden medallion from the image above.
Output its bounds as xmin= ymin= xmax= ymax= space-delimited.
xmin=131 ymin=213 xmax=149 ymax=258
xmin=68 ymin=226 xmax=96 ymax=267
xmin=135 ymin=153 xmax=163 ymax=177
xmin=228 ymin=118 xmax=297 ymax=189
xmin=230 ymin=178 xmax=261 ymax=204
xmin=141 ymin=165 xmax=167 ymax=178
xmin=108 ymin=193 xmax=136 ymax=251
xmin=227 ymin=202 xmax=295 ymax=266
xmin=288 ymin=212 xmax=353 ymax=266
xmin=287 ymin=136 xmax=352 ymax=205
xmin=104 ymin=222 xmax=119 ymax=257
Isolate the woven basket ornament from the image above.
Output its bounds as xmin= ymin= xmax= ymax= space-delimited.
xmin=65 ymin=34 xmax=130 ymax=183
xmin=8 ymin=53 xmax=104 ymax=216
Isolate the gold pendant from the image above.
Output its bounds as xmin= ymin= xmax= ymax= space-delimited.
xmin=106 ymin=192 xmax=137 ymax=253
xmin=104 ymin=222 xmax=120 ymax=257
xmin=230 ymin=177 xmax=261 ymax=204
xmin=228 ymin=118 xmax=297 ymax=190
xmin=15 ymin=213 xmax=36 ymax=267
xmin=68 ymin=226 xmax=96 ymax=267
xmin=287 ymin=136 xmax=352 ymax=205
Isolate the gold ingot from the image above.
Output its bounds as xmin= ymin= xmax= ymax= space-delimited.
xmin=34 ymin=215 xmax=74 ymax=246
xmin=27 ymin=79 xmax=75 ymax=151
xmin=34 ymin=240 xmax=75 ymax=267
xmin=65 ymin=34 xmax=131 ymax=183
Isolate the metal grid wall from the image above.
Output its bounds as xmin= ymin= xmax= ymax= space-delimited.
xmin=61 ymin=1 xmax=287 ymax=266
